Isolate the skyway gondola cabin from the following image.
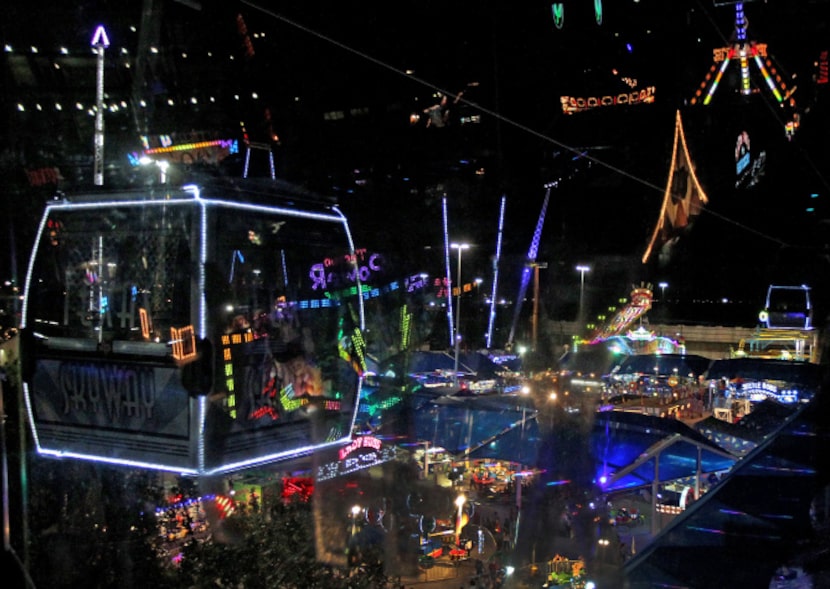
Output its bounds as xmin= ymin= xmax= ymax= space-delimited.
xmin=761 ymin=284 xmax=813 ymax=330
xmin=20 ymin=178 xmax=366 ymax=475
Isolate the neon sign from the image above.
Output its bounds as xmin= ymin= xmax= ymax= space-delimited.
xmin=817 ymin=50 xmax=828 ymax=85
xmin=130 ymin=138 xmax=239 ymax=169
xmin=338 ymin=435 xmax=383 ymax=460
xmin=316 ymin=439 xmax=397 ymax=481
xmin=309 ymin=250 xmax=382 ymax=291
xmin=739 ymin=381 xmax=799 ymax=404
xmin=171 ymin=325 xmax=196 ymax=362
xmin=25 ymin=167 xmax=61 ymax=187
xmin=433 ymin=276 xmax=450 ymax=299
xmin=560 ymin=87 xmax=656 ymax=114
xmin=405 ymin=273 xmax=429 ymax=293
xmin=712 ymin=43 xmax=767 ymax=63
xmin=143 ymin=139 xmax=236 ymax=155
xmin=90 ymin=25 xmax=110 ymax=49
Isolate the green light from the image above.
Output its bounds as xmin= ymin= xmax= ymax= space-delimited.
xmin=551 ymin=3 xmax=564 ymax=29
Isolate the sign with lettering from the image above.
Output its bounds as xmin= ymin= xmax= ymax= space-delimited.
xmin=560 ymin=87 xmax=656 ymax=114
xmin=405 ymin=273 xmax=429 ymax=293
xmin=338 ymin=435 xmax=383 ymax=460
xmin=31 ymin=359 xmax=190 ymax=436
xmin=25 ymin=167 xmax=62 ymax=187
xmin=309 ymin=249 xmax=383 ymax=291
xmin=316 ymin=437 xmax=396 ymax=482
xmin=738 ymin=380 xmax=799 ymax=404
xmin=713 ymin=43 xmax=767 ymax=62
xmin=818 ymin=50 xmax=829 ymax=85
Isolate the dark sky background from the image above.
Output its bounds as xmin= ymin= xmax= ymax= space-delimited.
xmin=2 ymin=0 xmax=829 ymax=324
xmin=244 ymin=0 xmax=830 ymax=318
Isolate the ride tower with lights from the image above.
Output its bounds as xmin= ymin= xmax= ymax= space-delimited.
xmin=690 ymin=1 xmax=800 ymax=138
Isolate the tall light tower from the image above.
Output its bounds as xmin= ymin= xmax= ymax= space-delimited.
xmin=451 ymin=243 xmax=470 ymax=386
xmin=576 ymin=265 xmax=591 ymax=332
xmin=91 ymin=25 xmax=110 ymax=187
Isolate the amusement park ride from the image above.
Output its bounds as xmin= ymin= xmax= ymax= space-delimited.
xmin=691 ymin=1 xmax=800 ymax=137
xmin=589 ymin=284 xmax=654 ymax=345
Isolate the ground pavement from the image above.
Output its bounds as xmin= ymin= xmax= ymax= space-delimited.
xmin=392 ymin=475 xmax=659 ymax=588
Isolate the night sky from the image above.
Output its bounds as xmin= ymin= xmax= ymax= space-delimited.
xmin=2 ymin=0 xmax=829 ymax=325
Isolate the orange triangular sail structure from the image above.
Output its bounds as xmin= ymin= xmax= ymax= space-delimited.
xmin=642 ymin=110 xmax=709 ymax=264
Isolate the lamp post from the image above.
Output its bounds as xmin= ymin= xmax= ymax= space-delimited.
xmin=576 ymin=265 xmax=591 ymax=333
xmin=451 ymin=243 xmax=470 ymax=386
xmin=421 ymin=440 xmax=430 ymax=479
xmin=658 ymin=282 xmax=668 ymax=301
xmin=91 ymin=25 xmax=110 ymax=187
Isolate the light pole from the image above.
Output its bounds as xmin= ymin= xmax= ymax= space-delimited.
xmin=91 ymin=25 xmax=110 ymax=187
xmin=658 ymin=282 xmax=668 ymax=301
xmin=576 ymin=265 xmax=591 ymax=332
xmin=451 ymin=243 xmax=470 ymax=386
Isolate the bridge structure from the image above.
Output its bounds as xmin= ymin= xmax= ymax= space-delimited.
xmin=549 ymin=319 xmax=768 ymax=361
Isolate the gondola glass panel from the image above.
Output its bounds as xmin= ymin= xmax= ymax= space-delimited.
xmin=21 ymin=186 xmax=364 ymax=474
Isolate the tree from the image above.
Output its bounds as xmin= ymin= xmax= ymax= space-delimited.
xmin=27 ymin=460 xmax=168 ymax=589
xmin=173 ymin=498 xmax=389 ymax=589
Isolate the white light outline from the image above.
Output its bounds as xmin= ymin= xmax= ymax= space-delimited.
xmin=21 ymin=185 xmax=365 ymax=475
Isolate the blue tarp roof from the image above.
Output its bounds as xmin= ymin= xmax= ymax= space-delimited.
xmin=378 ymin=350 xmax=504 ymax=378
xmin=591 ymin=411 xmax=736 ymax=492
xmin=410 ymin=395 xmax=736 ymax=493
xmin=413 ymin=395 xmax=536 ymax=458
xmin=624 ymin=396 xmax=830 ymax=587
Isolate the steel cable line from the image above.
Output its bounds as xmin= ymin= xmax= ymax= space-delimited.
xmin=241 ymin=0 xmax=794 ymax=248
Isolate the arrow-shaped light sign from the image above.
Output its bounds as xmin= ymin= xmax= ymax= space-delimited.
xmin=91 ymin=25 xmax=110 ymax=48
